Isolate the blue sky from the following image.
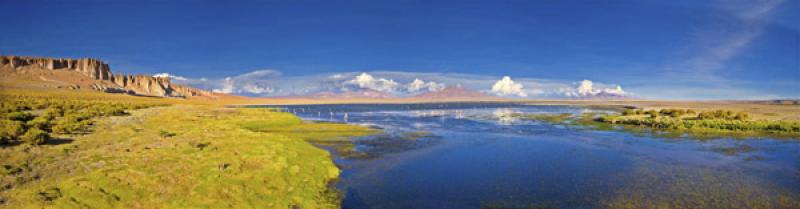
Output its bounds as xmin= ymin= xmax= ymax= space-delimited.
xmin=1 ymin=0 xmax=798 ymax=99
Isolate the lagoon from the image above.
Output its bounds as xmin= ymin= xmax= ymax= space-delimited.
xmin=263 ymin=103 xmax=800 ymax=209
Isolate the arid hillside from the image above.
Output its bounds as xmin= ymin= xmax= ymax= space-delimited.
xmin=0 ymin=56 xmax=219 ymax=99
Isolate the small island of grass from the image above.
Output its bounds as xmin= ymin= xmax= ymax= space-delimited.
xmin=595 ymin=108 xmax=800 ymax=137
xmin=516 ymin=107 xmax=800 ymax=138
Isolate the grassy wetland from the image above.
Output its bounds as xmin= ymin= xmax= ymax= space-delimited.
xmin=0 ymin=90 xmax=375 ymax=208
xmin=2 ymin=90 xmax=800 ymax=208
xmin=517 ymin=107 xmax=800 ymax=139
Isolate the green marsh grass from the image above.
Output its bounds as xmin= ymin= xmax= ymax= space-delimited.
xmin=0 ymin=91 xmax=376 ymax=208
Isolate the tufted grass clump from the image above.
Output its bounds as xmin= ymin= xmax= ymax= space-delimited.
xmin=0 ymin=94 xmax=165 ymax=145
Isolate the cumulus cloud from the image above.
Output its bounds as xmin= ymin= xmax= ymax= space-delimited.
xmin=240 ymin=84 xmax=275 ymax=94
xmin=167 ymin=70 xmax=642 ymax=98
xmin=213 ymin=77 xmax=235 ymax=94
xmin=163 ymin=69 xmax=281 ymax=96
xmin=153 ymin=73 xmax=188 ymax=81
xmin=490 ymin=76 xmax=528 ymax=97
xmin=561 ymin=79 xmax=627 ymax=97
xmin=407 ymin=78 xmax=445 ymax=92
xmin=208 ymin=70 xmax=281 ymax=94
xmin=345 ymin=73 xmax=401 ymax=92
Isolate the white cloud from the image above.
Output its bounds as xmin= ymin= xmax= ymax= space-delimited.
xmin=665 ymin=0 xmax=784 ymax=81
xmin=562 ymin=79 xmax=627 ymax=97
xmin=169 ymin=70 xmax=639 ymax=98
xmin=152 ymin=73 xmax=188 ymax=81
xmin=407 ymin=78 xmax=445 ymax=92
xmin=241 ymin=84 xmax=275 ymax=94
xmin=236 ymin=70 xmax=282 ymax=79
xmin=345 ymin=72 xmax=401 ymax=92
xmin=603 ymin=85 xmax=626 ymax=95
xmin=577 ymin=79 xmax=594 ymax=96
xmin=212 ymin=77 xmax=235 ymax=94
xmin=329 ymin=74 xmax=345 ymax=79
xmin=490 ymin=76 xmax=528 ymax=97
xmin=162 ymin=69 xmax=800 ymax=99
xmin=210 ymin=77 xmax=276 ymax=95
xmin=194 ymin=69 xmax=282 ymax=95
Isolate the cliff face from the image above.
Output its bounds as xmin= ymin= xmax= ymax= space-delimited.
xmin=1 ymin=56 xmax=112 ymax=80
xmin=0 ymin=56 xmax=213 ymax=98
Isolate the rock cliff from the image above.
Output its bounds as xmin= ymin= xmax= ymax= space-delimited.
xmin=0 ymin=56 xmax=213 ymax=98
xmin=1 ymin=56 xmax=112 ymax=80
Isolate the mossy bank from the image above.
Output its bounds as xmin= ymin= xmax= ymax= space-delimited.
xmin=0 ymin=91 xmax=375 ymax=208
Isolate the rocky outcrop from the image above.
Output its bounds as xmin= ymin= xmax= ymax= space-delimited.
xmin=1 ymin=56 xmax=112 ymax=80
xmin=0 ymin=56 xmax=213 ymax=98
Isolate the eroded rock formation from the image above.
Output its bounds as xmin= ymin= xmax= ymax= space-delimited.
xmin=0 ymin=56 xmax=213 ymax=98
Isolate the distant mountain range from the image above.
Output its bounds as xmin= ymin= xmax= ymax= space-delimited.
xmin=412 ymin=86 xmax=495 ymax=99
xmin=313 ymin=89 xmax=394 ymax=99
xmin=571 ymin=91 xmax=630 ymax=100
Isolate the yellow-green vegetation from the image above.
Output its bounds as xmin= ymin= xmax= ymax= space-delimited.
xmin=516 ymin=113 xmax=573 ymax=124
xmin=240 ymin=116 xmax=377 ymax=141
xmin=0 ymin=94 xmax=164 ymax=146
xmin=239 ymin=112 xmax=379 ymax=159
xmin=596 ymin=108 xmax=800 ymax=137
xmin=0 ymin=92 xmax=376 ymax=208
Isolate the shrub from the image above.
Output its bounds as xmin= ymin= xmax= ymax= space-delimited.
xmin=20 ymin=128 xmax=50 ymax=145
xmin=696 ymin=110 xmax=750 ymax=120
xmin=0 ymin=120 xmax=26 ymax=144
xmin=51 ymin=116 xmax=88 ymax=134
xmin=597 ymin=115 xmax=620 ymax=124
xmin=41 ymin=107 xmax=64 ymax=118
xmin=622 ymin=109 xmax=635 ymax=116
xmin=647 ymin=110 xmax=659 ymax=118
xmin=159 ymin=130 xmax=177 ymax=138
xmin=6 ymin=112 xmax=34 ymax=122
xmin=37 ymin=187 xmax=62 ymax=202
xmin=0 ymin=95 xmax=165 ymax=146
xmin=596 ymin=110 xmax=800 ymax=135
xmin=655 ymin=109 xmax=689 ymax=118
xmin=734 ymin=112 xmax=750 ymax=120
xmin=698 ymin=111 xmax=714 ymax=120
xmin=103 ymin=107 xmax=127 ymax=116
xmin=27 ymin=117 xmax=52 ymax=131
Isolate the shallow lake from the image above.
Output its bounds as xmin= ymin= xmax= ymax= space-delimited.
xmin=261 ymin=103 xmax=800 ymax=209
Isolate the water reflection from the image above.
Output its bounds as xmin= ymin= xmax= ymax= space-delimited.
xmin=256 ymin=103 xmax=800 ymax=209
xmin=492 ymin=108 xmax=518 ymax=125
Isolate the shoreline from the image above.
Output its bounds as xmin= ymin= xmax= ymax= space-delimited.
xmin=229 ymin=99 xmax=800 ymax=120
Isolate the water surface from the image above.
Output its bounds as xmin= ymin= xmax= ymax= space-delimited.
xmin=261 ymin=103 xmax=800 ymax=209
